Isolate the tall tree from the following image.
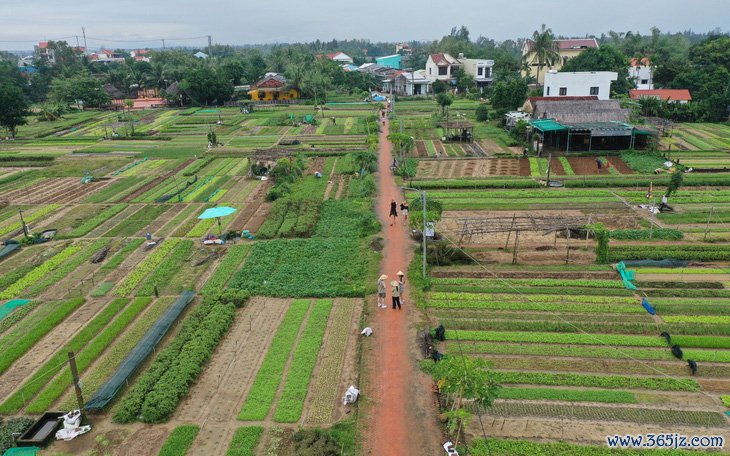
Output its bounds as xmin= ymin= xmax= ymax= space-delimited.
xmin=0 ymin=83 xmax=29 ymax=138
xmin=530 ymin=24 xmax=560 ymax=86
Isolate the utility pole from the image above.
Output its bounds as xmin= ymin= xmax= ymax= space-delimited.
xmin=68 ymin=352 xmax=86 ymax=422
xmin=81 ymin=27 xmax=87 ymax=54
xmin=161 ymin=39 xmax=166 ymax=50
xmin=545 ymin=151 xmax=552 ymax=185
xmin=421 ymin=190 xmax=427 ymax=278
xmin=18 ymin=209 xmax=29 ymax=238
xmin=207 ymin=35 xmax=212 ymax=57
xmin=402 ymin=186 xmax=427 ymax=279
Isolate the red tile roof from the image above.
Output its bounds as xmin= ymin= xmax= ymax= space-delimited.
xmin=630 ymin=57 xmax=651 ymax=67
xmin=630 ymin=89 xmax=692 ymax=101
xmin=556 ymin=38 xmax=599 ymax=50
xmin=430 ymin=53 xmax=459 ymax=66
xmin=38 ymin=41 xmax=49 ymax=49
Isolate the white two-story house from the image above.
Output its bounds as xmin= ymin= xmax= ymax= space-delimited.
xmin=543 ymin=71 xmax=618 ymax=101
xmin=425 ymin=53 xmax=462 ymax=83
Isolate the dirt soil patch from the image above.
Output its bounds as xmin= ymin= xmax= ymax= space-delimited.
xmin=567 ymin=156 xmax=634 ymax=175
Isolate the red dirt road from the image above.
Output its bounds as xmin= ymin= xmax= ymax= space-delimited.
xmin=360 ymin=119 xmax=443 ymax=455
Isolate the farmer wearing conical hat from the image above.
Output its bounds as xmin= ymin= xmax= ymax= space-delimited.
xmin=377 ymin=274 xmax=387 ymax=308
xmin=396 ymin=271 xmax=405 ymax=306
xmin=391 ymin=280 xmax=401 ymax=310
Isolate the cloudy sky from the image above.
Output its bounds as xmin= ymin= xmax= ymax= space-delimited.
xmin=1 ymin=0 xmax=728 ymax=51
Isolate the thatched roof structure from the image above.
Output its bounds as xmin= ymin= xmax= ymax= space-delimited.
xmin=532 ymin=99 xmax=630 ymax=124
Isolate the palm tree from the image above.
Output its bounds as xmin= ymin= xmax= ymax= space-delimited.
xmin=531 ymin=24 xmax=560 ymax=86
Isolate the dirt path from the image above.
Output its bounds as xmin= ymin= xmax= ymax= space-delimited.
xmin=359 ymin=120 xmax=443 ymax=455
xmin=176 ymin=298 xmax=289 ymax=456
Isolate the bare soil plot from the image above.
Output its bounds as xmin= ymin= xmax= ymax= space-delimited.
xmin=416 ymin=158 xmax=529 ymax=178
xmin=415 ymin=140 xmax=428 ymax=157
xmin=567 ymin=156 xmax=634 ymax=175
xmin=1 ymin=178 xmax=110 ymax=204
xmin=471 ymin=416 xmax=730 ymax=447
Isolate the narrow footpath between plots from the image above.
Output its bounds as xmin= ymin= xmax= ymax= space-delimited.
xmin=360 ymin=117 xmax=442 ymax=455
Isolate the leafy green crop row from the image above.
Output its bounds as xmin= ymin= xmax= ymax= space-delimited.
xmin=115 ymin=239 xmax=181 ymax=296
xmin=0 ymin=244 xmax=81 ymax=299
xmin=202 ymin=244 xmax=251 ymax=295
xmin=432 ymin=277 xmax=624 ymax=289
xmin=306 ymin=300 xmax=354 ymax=425
xmin=226 ymin=426 xmax=264 ymax=456
xmin=498 ymin=387 xmax=637 ymax=404
xmin=25 ymin=239 xmax=108 ymax=297
xmin=138 ymin=240 xmax=194 ymax=296
xmin=274 ymin=299 xmax=332 ymax=422
xmin=231 ymin=239 xmax=376 ymax=297
xmin=0 ymin=297 xmax=85 ymax=375
xmin=238 ymin=300 xmax=310 ymax=420
xmin=158 ymin=425 xmax=200 ymax=456
xmin=64 ymin=204 xmax=127 ymax=238
xmin=101 ymin=238 xmax=144 ymax=271
xmin=494 ymin=371 xmax=698 ymax=392
xmin=0 ymin=297 xmax=133 ymax=413
xmin=115 ymin=297 xmax=236 ymax=423
xmin=25 ymin=297 xmax=152 ymax=413
xmin=609 ymin=228 xmax=683 ymax=241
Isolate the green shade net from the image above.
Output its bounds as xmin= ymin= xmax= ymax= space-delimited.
xmin=3 ymin=448 xmax=39 ymax=456
xmin=85 ymin=291 xmax=196 ymax=411
xmin=0 ymin=299 xmax=31 ymax=321
xmin=615 ymin=261 xmax=637 ymax=290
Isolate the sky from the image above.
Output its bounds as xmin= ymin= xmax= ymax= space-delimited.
xmin=1 ymin=0 xmax=728 ymax=52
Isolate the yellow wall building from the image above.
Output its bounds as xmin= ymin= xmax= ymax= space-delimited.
xmin=247 ymin=73 xmax=300 ymax=101
xmin=522 ymin=38 xmax=599 ymax=84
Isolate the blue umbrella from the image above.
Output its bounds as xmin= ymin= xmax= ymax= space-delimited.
xmin=197 ymin=206 xmax=237 ymax=236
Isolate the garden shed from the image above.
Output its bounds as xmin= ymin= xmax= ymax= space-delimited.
xmin=441 ymin=121 xmax=473 ymax=143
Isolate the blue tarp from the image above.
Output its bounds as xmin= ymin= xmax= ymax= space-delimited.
xmin=197 ymin=206 xmax=236 ymax=219
xmin=641 ymin=297 xmax=656 ymax=315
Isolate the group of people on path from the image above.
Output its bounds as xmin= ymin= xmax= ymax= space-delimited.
xmin=389 ymin=199 xmax=409 ymax=226
xmin=377 ymin=271 xmax=405 ymax=309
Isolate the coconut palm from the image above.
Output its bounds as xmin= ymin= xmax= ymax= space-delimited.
xmin=531 ymin=24 xmax=560 ymax=86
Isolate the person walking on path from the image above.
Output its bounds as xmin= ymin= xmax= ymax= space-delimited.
xmin=377 ymin=274 xmax=388 ymax=308
xmin=389 ymin=199 xmax=398 ymax=226
xmin=400 ymin=201 xmax=409 ymax=225
xmin=396 ymin=271 xmax=406 ymax=306
xmin=391 ymin=280 xmax=401 ymax=309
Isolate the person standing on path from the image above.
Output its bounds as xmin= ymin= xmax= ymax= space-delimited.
xmin=397 ymin=271 xmax=406 ymax=306
xmin=389 ymin=199 xmax=398 ymax=226
xmin=377 ymin=274 xmax=387 ymax=308
xmin=391 ymin=280 xmax=401 ymax=309
xmin=400 ymin=201 xmax=409 ymax=225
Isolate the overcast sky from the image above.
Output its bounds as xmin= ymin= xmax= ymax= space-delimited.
xmin=1 ymin=0 xmax=728 ymax=51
